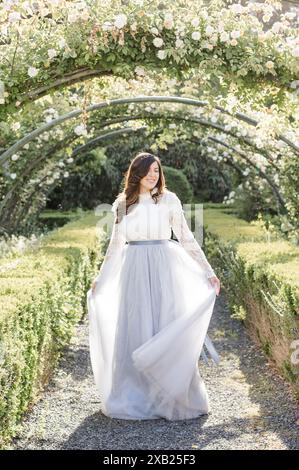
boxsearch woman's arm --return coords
[93,198,127,285]
[168,192,216,279]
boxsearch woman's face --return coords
[139,161,160,192]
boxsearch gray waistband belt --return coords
[128,239,170,245]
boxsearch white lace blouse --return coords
[96,189,216,280]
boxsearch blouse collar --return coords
[139,191,152,200]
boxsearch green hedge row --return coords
[0,212,105,449]
[203,205,299,399]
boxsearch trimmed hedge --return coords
[0,212,105,449]
[203,204,299,399]
[162,166,193,202]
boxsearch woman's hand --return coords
[208,276,221,296]
[91,278,98,294]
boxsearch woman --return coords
[87,152,221,421]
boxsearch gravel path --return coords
[11,293,299,450]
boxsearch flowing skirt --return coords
[86,239,220,421]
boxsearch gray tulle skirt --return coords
[87,239,220,421]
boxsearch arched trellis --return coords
[188,137,256,189]
[1,105,291,233]
[1,96,298,166]
[206,136,286,207]
[1,94,298,236]
[11,122,282,225]
[72,113,282,170]
[0,107,286,218]
[2,95,291,218]
[7,127,157,233]
[71,126,267,206]
[75,113,298,194]
[69,125,286,209]
[0,108,282,201]
[8,125,260,234]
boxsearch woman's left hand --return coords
[208,276,221,296]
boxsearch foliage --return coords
[162,165,193,201]
[0,211,103,448]
[202,205,299,398]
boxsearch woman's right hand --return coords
[91,279,98,294]
[208,276,221,296]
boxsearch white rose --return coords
[210,33,218,44]
[285,12,296,20]
[28,66,39,77]
[74,124,87,136]
[135,66,146,76]
[175,38,184,48]
[67,158,74,163]
[11,122,21,131]
[230,39,238,46]
[153,37,164,48]
[58,38,67,48]
[191,18,200,27]
[191,31,201,41]
[150,27,159,35]
[230,4,243,14]
[265,60,274,69]
[218,22,225,33]
[271,22,282,34]
[114,13,127,29]
[262,15,271,23]
[68,12,79,23]
[63,172,69,178]
[102,21,113,31]
[10,173,17,179]
[220,32,229,42]
[48,49,57,59]
[291,46,299,58]
[166,78,177,87]
[231,30,240,39]
[80,10,90,21]
[8,12,21,22]
[258,32,266,42]
[164,13,174,29]
[256,140,263,149]
[164,13,173,21]
[205,25,214,36]
[157,50,166,60]
[11,154,19,161]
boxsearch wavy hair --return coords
[113,152,167,224]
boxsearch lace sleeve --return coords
[94,197,127,281]
[168,192,216,279]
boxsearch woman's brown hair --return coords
[113,152,167,224]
